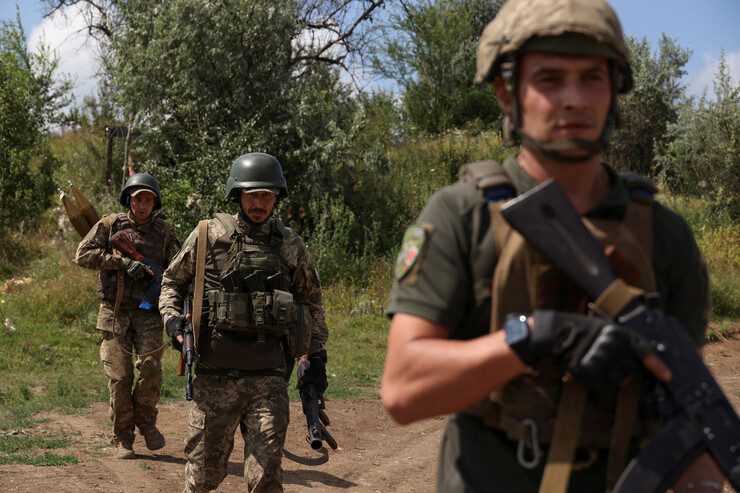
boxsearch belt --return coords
[195,368,285,378]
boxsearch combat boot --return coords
[114,442,135,460]
[139,424,165,451]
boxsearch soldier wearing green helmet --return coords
[75,172,181,459]
[382,0,719,491]
[159,152,328,492]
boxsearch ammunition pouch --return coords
[207,289,310,358]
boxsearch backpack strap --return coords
[460,160,516,299]
[619,172,655,263]
[459,159,516,203]
[102,213,116,233]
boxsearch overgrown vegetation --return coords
[0,14,72,243]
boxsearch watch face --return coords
[505,315,529,345]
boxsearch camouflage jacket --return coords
[160,213,328,356]
[75,211,181,306]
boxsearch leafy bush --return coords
[695,224,740,319]
[0,15,72,233]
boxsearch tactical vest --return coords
[97,213,168,309]
[197,214,310,370]
[461,160,659,448]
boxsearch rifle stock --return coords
[299,383,338,451]
[500,179,740,491]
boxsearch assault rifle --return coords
[177,298,197,401]
[299,381,338,451]
[109,230,164,310]
[499,179,740,492]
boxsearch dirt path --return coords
[1,333,738,493]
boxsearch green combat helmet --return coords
[475,0,633,160]
[224,152,289,200]
[120,173,162,210]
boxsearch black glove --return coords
[123,258,149,280]
[527,310,651,387]
[300,349,328,394]
[165,314,187,351]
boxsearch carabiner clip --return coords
[516,418,542,469]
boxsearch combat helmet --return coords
[120,173,162,210]
[224,152,288,200]
[475,0,632,159]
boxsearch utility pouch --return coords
[210,291,252,331]
[271,290,293,326]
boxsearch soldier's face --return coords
[241,190,277,223]
[513,52,612,147]
[130,191,156,223]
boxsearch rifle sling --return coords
[538,381,588,493]
[606,379,641,492]
[192,220,208,349]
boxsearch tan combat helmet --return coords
[475,0,633,160]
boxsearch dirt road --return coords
[1,333,738,493]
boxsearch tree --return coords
[371,0,503,135]
[40,0,390,237]
[655,50,740,219]
[42,0,387,88]
[604,34,691,176]
[0,13,72,230]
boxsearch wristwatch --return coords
[503,314,532,363]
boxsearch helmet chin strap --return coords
[518,131,606,164]
[506,113,614,164]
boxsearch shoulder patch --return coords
[394,224,432,282]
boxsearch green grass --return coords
[0,436,70,453]
[0,434,77,466]
[0,452,78,466]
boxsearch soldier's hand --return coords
[523,310,665,387]
[165,314,187,351]
[299,349,328,394]
[123,258,150,280]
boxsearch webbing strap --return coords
[593,278,645,318]
[192,220,208,349]
[606,379,641,492]
[538,381,588,493]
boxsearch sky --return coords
[1,0,739,106]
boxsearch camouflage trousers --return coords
[183,374,289,493]
[98,301,165,448]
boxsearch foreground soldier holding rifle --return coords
[381,0,735,491]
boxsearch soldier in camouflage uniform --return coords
[75,173,181,459]
[159,152,328,493]
[381,0,724,491]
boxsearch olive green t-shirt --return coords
[388,156,709,346]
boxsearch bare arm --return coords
[380,313,528,425]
